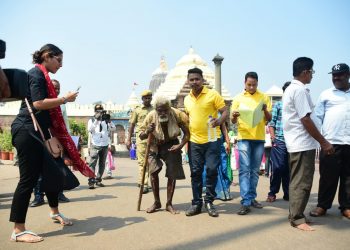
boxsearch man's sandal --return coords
[50,213,73,226]
[10,230,44,243]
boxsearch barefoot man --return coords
[139,95,189,214]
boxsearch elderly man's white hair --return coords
[153,95,171,108]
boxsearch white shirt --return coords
[313,86,350,145]
[60,104,71,134]
[282,79,319,152]
[88,118,116,147]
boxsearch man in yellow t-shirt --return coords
[231,72,272,215]
[184,68,228,217]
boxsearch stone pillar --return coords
[212,54,224,95]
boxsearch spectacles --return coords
[308,69,315,74]
[53,56,62,64]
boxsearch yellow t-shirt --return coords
[231,90,271,140]
[184,86,226,144]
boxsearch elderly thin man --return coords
[139,95,190,214]
[311,63,350,219]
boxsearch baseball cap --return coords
[328,63,349,74]
[141,90,152,97]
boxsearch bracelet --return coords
[62,97,67,104]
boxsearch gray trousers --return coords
[288,150,316,226]
[88,145,108,182]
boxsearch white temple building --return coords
[153,47,232,101]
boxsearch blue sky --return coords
[1,0,349,104]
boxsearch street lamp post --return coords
[212,54,224,95]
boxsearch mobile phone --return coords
[76,86,81,92]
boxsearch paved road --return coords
[0,158,349,250]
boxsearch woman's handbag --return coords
[25,98,63,158]
[25,98,79,191]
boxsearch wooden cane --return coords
[137,133,153,211]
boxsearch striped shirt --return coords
[268,101,284,142]
[313,87,350,145]
[282,79,318,152]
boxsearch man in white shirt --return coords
[87,104,116,189]
[311,63,350,220]
[282,57,334,231]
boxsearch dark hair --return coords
[187,67,203,77]
[94,104,104,111]
[293,57,313,77]
[245,72,258,82]
[32,44,63,64]
[282,81,291,92]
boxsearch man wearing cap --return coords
[127,90,154,194]
[282,57,334,231]
[87,104,116,189]
[310,63,350,220]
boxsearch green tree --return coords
[69,119,88,145]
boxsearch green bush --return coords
[69,119,88,145]
[0,130,13,152]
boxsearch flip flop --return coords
[10,230,44,243]
[50,213,73,226]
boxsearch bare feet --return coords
[295,223,315,231]
[166,203,179,215]
[146,201,161,213]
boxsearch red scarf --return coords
[36,64,95,178]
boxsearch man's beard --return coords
[158,115,169,123]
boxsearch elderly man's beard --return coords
[158,115,169,123]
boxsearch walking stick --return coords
[137,133,153,211]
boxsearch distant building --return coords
[153,47,232,109]
[149,56,168,94]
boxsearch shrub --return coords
[0,130,13,152]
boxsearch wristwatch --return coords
[62,97,67,104]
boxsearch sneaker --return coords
[205,203,218,217]
[30,198,45,207]
[237,205,251,215]
[95,182,105,187]
[185,205,202,216]
[58,193,70,203]
[251,199,263,208]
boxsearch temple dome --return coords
[125,90,139,109]
[149,56,168,93]
[154,47,231,101]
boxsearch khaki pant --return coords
[289,150,315,226]
[136,138,149,186]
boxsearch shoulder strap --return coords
[24,98,46,141]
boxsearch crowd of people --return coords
[1,41,349,242]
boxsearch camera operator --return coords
[0,40,11,99]
[87,104,116,189]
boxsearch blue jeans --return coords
[238,140,265,206]
[188,140,221,206]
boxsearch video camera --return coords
[0,40,28,101]
[96,110,111,121]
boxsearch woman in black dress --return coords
[10,44,78,243]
